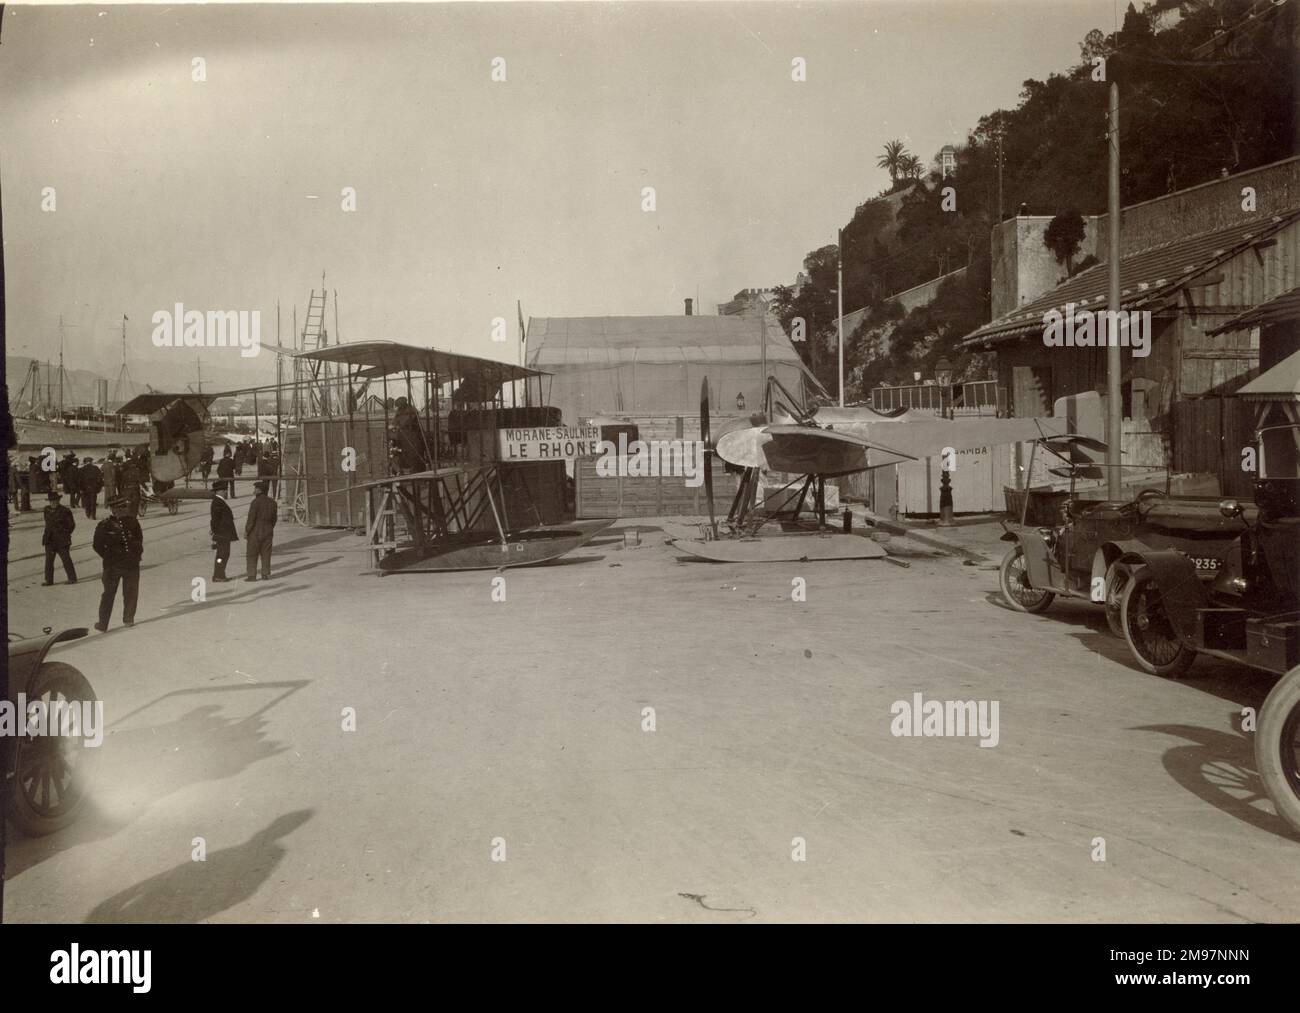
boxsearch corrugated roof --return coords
[1209,285,1300,335]
[1235,348,1300,401]
[527,315,808,366]
[961,210,1300,348]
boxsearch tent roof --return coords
[1235,348,1300,401]
[526,315,825,393]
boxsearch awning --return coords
[1209,285,1300,336]
[1234,348,1300,401]
[961,209,1300,348]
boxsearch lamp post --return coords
[934,357,955,527]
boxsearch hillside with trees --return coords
[773,0,1297,400]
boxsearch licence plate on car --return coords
[1192,557,1222,572]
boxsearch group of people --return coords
[15,444,281,632]
[198,437,279,498]
[8,447,150,519]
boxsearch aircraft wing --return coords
[117,392,221,415]
[824,416,1075,468]
[715,425,918,475]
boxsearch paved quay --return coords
[5,500,1298,922]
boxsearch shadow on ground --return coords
[83,809,313,923]
[1136,722,1300,843]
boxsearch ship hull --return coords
[13,418,149,451]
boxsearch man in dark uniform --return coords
[199,444,215,484]
[16,455,31,511]
[216,446,236,497]
[102,452,118,501]
[79,456,104,519]
[29,454,48,499]
[59,451,81,507]
[244,480,277,581]
[7,453,22,512]
[210,487,238,581]
[93,496,144,630]
[118,455,142,517]
[42,489,78,585]
[261,440,281,498]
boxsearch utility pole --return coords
[196,354,203,394]
[58,316,65,416]
[837,227,845,407]
[996,129,1004,223]
[1106,81,1123,498]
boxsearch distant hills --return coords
[6,355,276,411]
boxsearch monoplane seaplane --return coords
[667,376,1103,564]
[116,390,225,498]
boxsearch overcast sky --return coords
[2,0,1121,386]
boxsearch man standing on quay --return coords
[93,496,144,630]
[210,486,238,582]
[244,480,277,582]
[80,456,103,519]
[42,489,78,585]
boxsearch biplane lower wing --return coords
[670,530,887,563]
[377,519,614,573]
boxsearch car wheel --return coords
[1119,567,1195,677]
[1257,666,1300,835]
[8,661,101,836]
[999,544,1054,614]
[1104,563,1134,638]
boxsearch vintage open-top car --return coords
[1116,422,1300,677]
[1258,662,1300,835]
[998,435,1253,637]
[4,627,100,836]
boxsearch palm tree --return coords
[877,140,909,183]
[898,153,922,180]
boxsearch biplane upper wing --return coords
[117,391,222,416]
[293,340,548,383]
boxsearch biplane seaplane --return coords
[668,376,1099,564]
[289,341,613,573]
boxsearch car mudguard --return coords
[1121,550,1207,645]
[1091,540,1150,594]
[5,628,90,701]
[1003,528,1055,589]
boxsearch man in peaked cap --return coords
[93,495,144,630]
[41,489,78,585]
